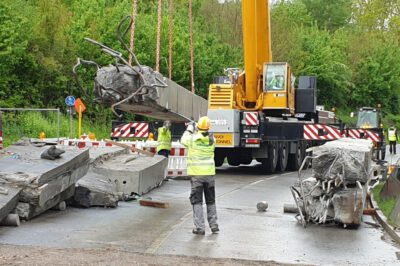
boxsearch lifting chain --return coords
[156,0,163,72]
[128,0,138,66]
[168,0,173,79]
[188,0,195,93]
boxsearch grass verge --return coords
[372,183,397,224]
[1,111,111,147]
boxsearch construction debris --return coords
[0,213,20,227]
[72,144,167,208]
[139,198,170,209]
[40,146,66,160]
[291,138,374,227]
[256,201,268,212]
[92,153,167,196]
[0,144,89,220]
[74,172,119,208]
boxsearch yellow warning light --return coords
[388,165,395,175]
[39,132,46,140]
[88,132,96,141]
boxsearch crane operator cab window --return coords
[264,64,286,91]
[356,109,378,129]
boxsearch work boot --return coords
[211,225,219,234]
[192,228,205,235]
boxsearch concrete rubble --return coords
[291,138,374,227]
[0,143,90,220]
[72,146,167,208]
[0,137,168,226]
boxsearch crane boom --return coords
[242,0,272,104]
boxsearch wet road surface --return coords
[0,162,399,265]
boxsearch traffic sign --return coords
[74,98,86,113]
[65,96,76,107]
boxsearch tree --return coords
[301,0,352,31]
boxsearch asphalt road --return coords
[0,162,399,265]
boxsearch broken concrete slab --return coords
[15,184,75,220]
[88,146,128,164]
[17,161,89,206]
[0,144,89,186]
[0,144,89,219]
[0,185,21,224]
[92,154,167,195]
[74,172,118,208]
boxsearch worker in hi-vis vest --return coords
[388,125,398,155]
[181,116,219,235]
[268,74,284,90]
[156,120,172,157]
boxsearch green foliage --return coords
[2,111,110,147]
[1,0,400,131]
[372,183,397,224]
[301,0,352,31]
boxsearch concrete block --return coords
[0,185,21,223]
[92,154,167,195]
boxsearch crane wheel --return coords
[276,141,289,172]
[227,155,240,166]
[287,141,304,171]
[261,141,278,173]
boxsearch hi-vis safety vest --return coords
[157,127,171,152]
[388,128,397,142]
[181,131,215,176]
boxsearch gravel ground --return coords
[0,245,295,266]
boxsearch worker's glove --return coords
[186,124,194,133]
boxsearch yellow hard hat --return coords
[148,132,154,140]
[197,116,211,131]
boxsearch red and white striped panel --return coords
[347,129,380,143]
[167,156,188,177]
[111,122,149,138]
[0,130,3,150]
[143,146,157,154]
[245,112,259,126]
[170,147,187,156]
[304,124,342,140]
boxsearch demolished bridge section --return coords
[291,138,376,227]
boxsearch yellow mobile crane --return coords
[208,0,322,173]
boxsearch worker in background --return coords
[156,120,172,157]
[181,117,219,235]
[388,125,398,155]
[147,132,155,141]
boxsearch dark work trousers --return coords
[190,175,218,230]
[157,149,170,158]
[389,141,397,154]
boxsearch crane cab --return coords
[262,62,295,117]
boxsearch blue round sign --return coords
[65,96,76,107]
